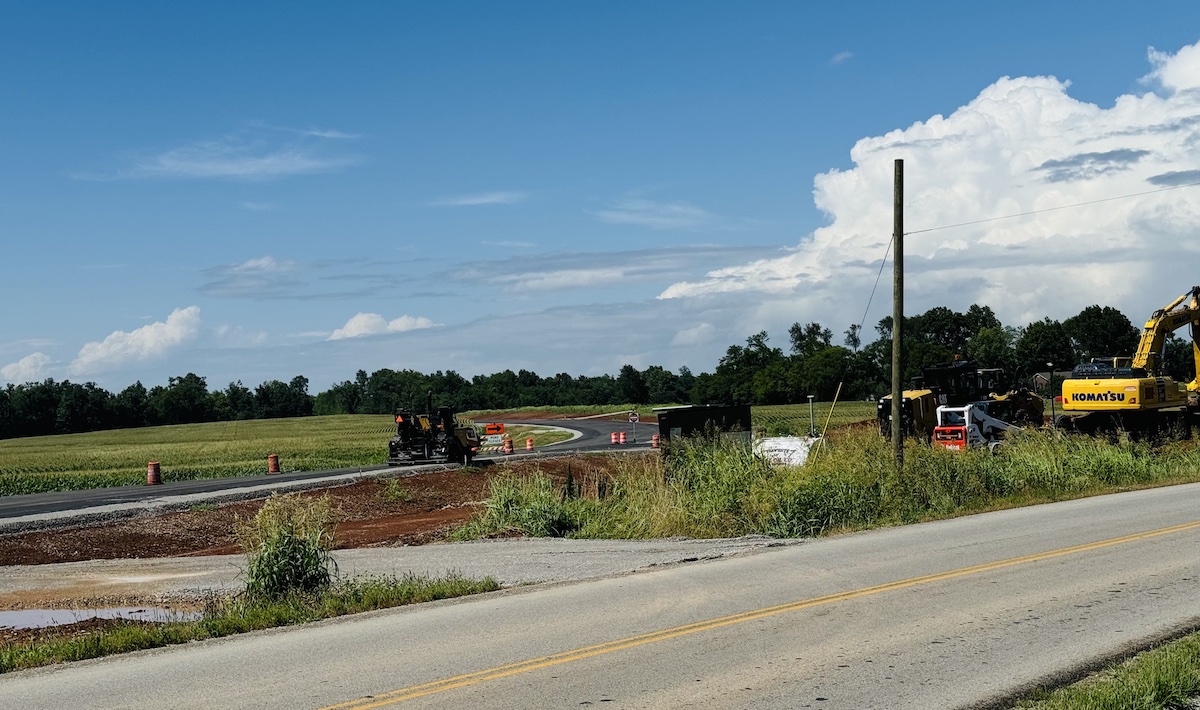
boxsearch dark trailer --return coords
[654,404,752,443]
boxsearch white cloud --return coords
[1145,43,1200,92]
[594,199,715,229]
[77,126,361,181]
[671,323,717,347]
[327,313,437,340]
[432,191,528,206]
[129,142,357,180]
[69,307,202,376]
[660,39,1200,335]
[213,324,269,347]
[297,128,361,140]
[830,51,854,65]
[1,352,52,383]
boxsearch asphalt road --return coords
[0,419,656,526]
[4,483,1200,709]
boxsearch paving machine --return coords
[387,399,480,466]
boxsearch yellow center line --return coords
[324,519,1200,709]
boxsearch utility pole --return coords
[891,159,904,471]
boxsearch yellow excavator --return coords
[1060,286,1200,433]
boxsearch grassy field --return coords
[0,415,392,495]
[0,415,577,496]
[753,401,876,435]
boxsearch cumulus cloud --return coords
[432,191,528,206]
[327,313,437,340]
[1,352,52,383]
[660,39,1200,333]
[69,307,202,376]
[594,199,715,229]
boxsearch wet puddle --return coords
[0,607,200,629]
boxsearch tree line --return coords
[1,301,1195,440]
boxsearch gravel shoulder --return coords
[0,537,795,610]
[0,454,795,611]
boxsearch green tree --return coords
[965,304,1001,334]
[1014,319,1075,377]
[967,326,1016,371]
[1062,305,1138,361]
[617,364,649,404]
[151,374,213,425]
[1162,334,1197,383]
[789,322,833,357]
[843,323,862,351]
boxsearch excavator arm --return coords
[1131,286,1200,379]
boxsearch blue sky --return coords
[3,2,1200,391]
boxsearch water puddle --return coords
[0,607,200,630]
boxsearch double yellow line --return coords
[325,519,1200,709]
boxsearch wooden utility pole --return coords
[891,159,904,470]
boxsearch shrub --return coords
[237,494,337,600]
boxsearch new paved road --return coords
[0,419,656,527]
[4,483,1200,708]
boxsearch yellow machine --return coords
[1061,287,1200,429]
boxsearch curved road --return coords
[3,483,1200,708]
[0,419,657,524]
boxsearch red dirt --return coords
[0,455,624,567]
[0,454,631,647]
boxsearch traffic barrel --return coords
[526,437,534,451]
[619,431,627,445]
[267,453,280,474]
[503,438,514,454]
[610,431,618,445]
[651,434,660,448]
[146,461,161,485]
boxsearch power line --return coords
[904,180,1200,236]
[856,233,893,338]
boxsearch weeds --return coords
[454,427,1200,542]
[0,574,500,674]
[381,478,411,503]
[237,494,336,600]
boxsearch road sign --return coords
[484,434,506,446]
[628,411,640,423]
[484,423,505,435]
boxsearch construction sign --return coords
[484,423,505,435]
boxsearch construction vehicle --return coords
[932,402,1020,452]
[878,359,1043,439]
[1060,286,1200,434]
[387,400,480,466]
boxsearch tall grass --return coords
[237,494,337,600]
[455,428,1200,541]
